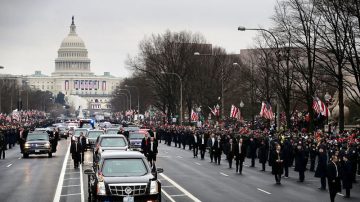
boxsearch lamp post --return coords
[161,71,183,125]
[116,93,129,110]
[194,52,225,119]
[125,85,140,115]
[118,89,131,110]
[238,26,280,129]
[324,92,332,133]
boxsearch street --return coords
[0,139,359,202]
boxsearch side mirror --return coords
[84,168,95,175]
[156,167,164,173]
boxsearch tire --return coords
[23,153,29,158]
[48,152,53,158]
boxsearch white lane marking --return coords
[177,156,183,158]
[160,173,201,202]
[65,172,80,174]
[158,155,170,158]
[170,194,187,197]
[220,172,229,177]
[161,185,175,188]
[62,184,80,187]
[53,143,70,202]
[337,193,344,196]
[63,178,80,180]
[194,162,201,166]
[80,163,84,202]
[18,157,21,159]
[60,193,81,196]
[257,188,271,195]
[6,164,12,168]
[244,164,249,167]
[161,189,176,202]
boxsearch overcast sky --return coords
[0,0,278,78]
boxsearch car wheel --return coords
[48,152,53,158]
[23,153,29,158]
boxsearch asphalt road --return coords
[0,139,69,202]
[156,142,360,202]
[1,139,359,202]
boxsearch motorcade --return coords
[58,126,69,139]
[79,119,95,129]
[128,131,146,151]
[73,128,89,140]
[23,132,54,158]
[86,130,104,148]
[84,151,163,202]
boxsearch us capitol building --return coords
[25,17,121,111]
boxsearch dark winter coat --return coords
[295,148,307,172]
[315,152,328,178]
[258,143,268,164]
[271,150,283,175]
[341,160,353,190]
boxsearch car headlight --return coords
[44,143,50,148]
[24,143,30,148]
[97,181,106,195]
[150,180,158,194]
[86,139,89,144]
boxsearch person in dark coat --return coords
[235,137,247,174]
[141,132,150,157]
[258,139,267,171]
[191,133,199,158]
[70,138,82,169]
[199,133,207,160]
[272,144,284,184]
[147,137,158,168]
[247,137,257,167]
[315,147,328,190]
[79,132,87,164]
[225,138,235,169]
[214,135,222,165]
[282,138,293,178]
[327,154,341,202]
[207,134,216,163]
[341,155,352,198]
[294,143,307,182]
[309,143,317,172]
[0,131,6,159]
[347,144,358,183]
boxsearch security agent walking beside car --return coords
[70,138,82,169]
[79,132,87,164]
[327,154,341,202]
[147,137,158,168]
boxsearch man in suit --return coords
[214,135,222,165]
[327,155,341,202]
[0,130,6,159]
[235,137,247,174]
[225,138,235,169]
[199,133,207,160]
[207,134,216,163]
[70,138,82,169]
[79,132,87,164]
[295,143,307,182]
[147,137,158,168]
[141,132,150,157]
[192,132,199,158]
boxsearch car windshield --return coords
[74,129,87,137]
[129,133,145,139]
[100,137,126,147]
[106,129,118,134]
[102,158,147,177]
[125,127,139,131]
[88,131,102,139]
[27,134,49,141]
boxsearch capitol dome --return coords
[53,16,93,76]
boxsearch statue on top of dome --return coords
[72,16,74,25]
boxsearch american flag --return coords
[259,102,274,120]
[313,97,330,117]
[191,110,199,122]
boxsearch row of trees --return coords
[112,0,360,132]
[0,78,66,117]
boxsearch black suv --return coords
[84,151,163,202]
[23,132,53,158]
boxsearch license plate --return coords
[35,150,40,153]
[123,196,134,202]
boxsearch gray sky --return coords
[0,0,277,78]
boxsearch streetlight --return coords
[116,92,129,110]
[238,26,280,129]
[324,92,332,133]
[161,71,183,125]
[118,89,131,110]
[194,52,225,119]
[125,85,140,115]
